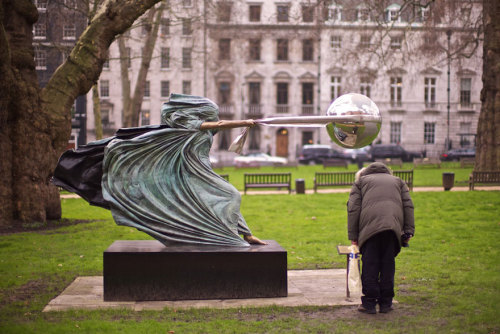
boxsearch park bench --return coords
[375,158,403,168]
[414,157,441,168]
[314,170,414,192]
[460,157,475,168]
[273,161,298,169]
[322,159,348,169]
[468,171,500,190]
[244,173,291,194]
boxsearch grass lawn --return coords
[213,162,473,191]
[0,191,499,333]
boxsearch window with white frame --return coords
[276,83,289,113]
[34,48,47,70]
[330,76,341,101]
[63,24,76,40]
[161,47,169,68]
[386,4,401,22]
[356,7,370,21]
[390,36,402,50]
[143,81,150,98]
[360,35,371,48]
[33,23,46,39]
[360,77,371,98]
[390,122,401,144]
[460,78,472,107]
[100,80,109,97]
[424,122,435,144]
[102,51,109,69]
[419,7,429,22]
[329,5,342,21]
[182,81,191,95]
[330,36,341,49]
[161,81,170,97]
[424,77,436,108]
[140,110,150,126]
[182,48,192,68]
[390,77,402,107]
[35,0,47,11]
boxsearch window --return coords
[144,81,150,98]
[329,5,342,21]
[277,5,289,22]
[101,108,110,127]
[248,82,261,105]
[219,39,231,60]
[357,7,370,21]
[302,83,314,115]
[386,5,401,22]
[419,7,429,22]
[182,48,192,68]
[63,24,76,40]
[249,39,261,61]
[249,127,260,150]
[182,80,191,95]
[330,76,341,101]
[277,39,289,61]
[161,81,170,97]
[390,122,401,144]
[302,39,314,61]
[249,5,261,22]
[424,77,436,108]
[160,18,170,35]
[140,110,150,126]
[102,50,109,69]
[302,131,314,145]
[33,23,46,39]
[35,0,47,11]
[302,5,314,22]
[460,78,472,107]
[360,77,371,98]
[330,36,341,49]
[100,80,109,97]
[276,83,289,113]
[182,19,192,35]
[424,122,435,144]
[125,47,131,68]
[218,131,230,150]
[161,47,170,68]
[34,48,47,70]
[183,0,192,7]
[390,36,402,50]
[390,77,402,107]
[218,82,231,107]
[360,35,371,48]
[217,2,232,22]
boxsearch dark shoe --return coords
[379,305,394,313]
[357,305,376,314]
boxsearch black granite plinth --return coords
[103,240,287,301]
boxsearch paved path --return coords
[43,269,359,312]
[60,186,500,199]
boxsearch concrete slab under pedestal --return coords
[43,269,361,312]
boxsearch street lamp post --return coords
[446,30,452,150]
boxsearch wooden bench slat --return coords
[314,170,413,192]
[244,173,292,194]
[469,171,500,190]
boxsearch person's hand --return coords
[244,235,267,245]
[246,119,256,127]
[351,240,358,246]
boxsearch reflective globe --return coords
[326,93,382,149]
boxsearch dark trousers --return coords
[360,230,400,309]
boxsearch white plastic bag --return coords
[347,244,362,297]
[228,127,250,154]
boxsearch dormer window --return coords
[356,6,370,21]
[329,5,342,22]
[386,4,401,22]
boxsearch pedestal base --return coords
[103,240,287,301]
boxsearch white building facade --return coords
[87,0,482,163]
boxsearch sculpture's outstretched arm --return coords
[200,119,255,130]
[244,235,267,245]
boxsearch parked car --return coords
[298,144,344,165]
[440,147,476,161]
[234,153,288,167]
[369,144,423,162]
[340,146,371,163]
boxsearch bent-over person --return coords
[347,162,415,314]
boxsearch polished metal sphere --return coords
[326,93,382,149]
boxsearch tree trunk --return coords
[118,36,131,128]
[476,0,500,171]
[0,0,161,226]
[92,84,103,140]
[122,5,164,127]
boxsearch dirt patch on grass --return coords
[0,219,96,235]
[4,279,49,303]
